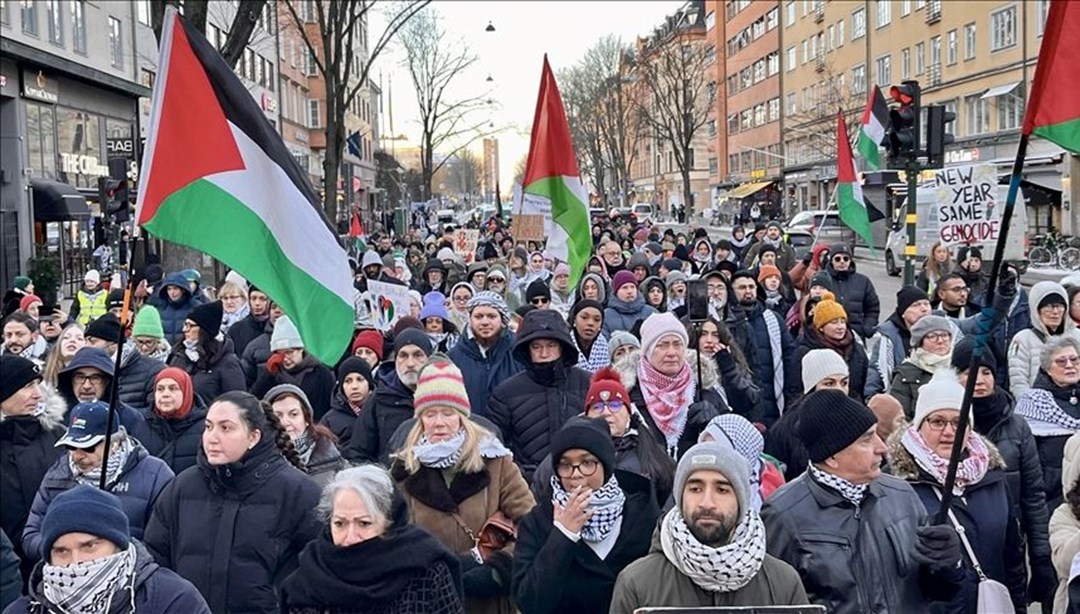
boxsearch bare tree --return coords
[558,65,606,201]
[783,60,864,164]
[400,9,491,201]
[150,0,266,69]
[512,155,528,187]
[282,0,429,218]
[632,31,711,213]
[446,149,483,198]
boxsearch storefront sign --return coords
[750,168,767,180]
[944,148,981,165]
[22,70,58,104]
[261,92,277,112]
[106,138,135,157]
[59,153,109,177]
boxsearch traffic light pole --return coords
[903,161,919,287]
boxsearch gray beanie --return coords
[270,315,304,351]
[674,441,750,517]
[263,383,314,420]
[665,270,688,290]
[608,331,641,362]
[909,315,952,348]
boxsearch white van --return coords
[632,203,655,224]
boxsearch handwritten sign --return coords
[511,214,546,242]
[453,229,480,264]
[915,163,1026,259]
[365,280,412,331]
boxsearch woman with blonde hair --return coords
[41,323,84,387]
[390,356,535,614]
[216,281,249,335]
[916,241,954,300]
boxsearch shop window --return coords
[25,102,57,179]
[56,108,101,188]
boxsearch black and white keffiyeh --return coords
[41,543,136,614]
[659,506,767,593]
[70,432,133,488]
[293,430,316,466]
[809,462,868,505]
[551,474,626,543]
[414,430,512,469]
[1016,388,1080,436]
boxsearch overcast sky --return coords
[374,0,683,194]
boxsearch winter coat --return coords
[320,390,362,452]
[1050,433,1080,614]
[144,439,322,614]
[742,239,797,271]
[889,360,935,419]
[143,400,208,475]
[0,531,19,613]
[866,314,911,397]
[226,312,269,360]
[736,301,797,426]
[151,273,198,344]
[303,435,348,489]
[1022,372,1080,512]
[574,272,609,307]
[602,294,656,339]
[512,470,660,614]
[250,356,336,421]
[609,523,808,613]
[825,262,881,338]
[56,350,158,455]
[167,336,246,403]
[617,350,729,459]
[792,326,870,403]
[7,541,210,614]
[888,430,1028,613]
[989,289,1031,392]
[22,441,175,561]
[447,331,524,419]
[391,454,536,614]
[115,345,166,411]
[763,470,961,614]
[0,387,65,578]
[240,329,272,387]
[765,396,821,483]
[711,348,763,418]
[1009,283,1080,396]
[345,365,415,464]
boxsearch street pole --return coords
[903,160,919,287]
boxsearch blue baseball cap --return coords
[55,401,119,449]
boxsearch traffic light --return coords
[925,104,956,169]
[97,177,130,223]
[887,80,921,168]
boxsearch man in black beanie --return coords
[762,389,962,613]
[866,285,933,396]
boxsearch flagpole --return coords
[935,133,1028,523]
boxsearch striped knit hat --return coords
[413,354,471,418]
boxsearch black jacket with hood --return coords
[167,336,246,404]
[345,363,416,464]
[57,348,157,454]
[824,245,881,338]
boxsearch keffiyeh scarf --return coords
[659,507,767,592]
[71,433,133,488]
[809,462,868,505]
[551,474,625,543]
[1016,388,1080,436]
[293,430,316,466]
[576,334,611,374]
[638,358,695,455]
[414,430,511,469]
[900,425,990,495]
[42,543,136,614]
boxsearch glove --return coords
[265,351,286,376]
[1028,559,1058,606]
[459,552,510,599]
[801,252,813,266]
[689,401,715,417]
[486,549,514,588]
[912,524,961,575]
[997,266,1018,300]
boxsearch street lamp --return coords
[485,21,495,32]
[486,74,494,82]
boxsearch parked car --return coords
[786,229,816,262]
[632,203,655,224]
[785,209,856,254]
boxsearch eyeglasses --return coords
[182,321,198,330]
[1042,304,1067,312]
[832,255,851,262]
[1053,355,1080,368]
[134,338,159,349]
[73,374,106,385]
[925,416,960,431]
[923,331,951,343]
[531,297,550,306]
[588,400,624,415]
[556,459,600,478]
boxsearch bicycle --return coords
[1028,232,1080,270]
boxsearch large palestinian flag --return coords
[136,8,353,364]
[1022,0,1080,155]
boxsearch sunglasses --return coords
[832,255,851,262]
[531,297,550,306]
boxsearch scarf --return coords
[637,358,694,454]
[910,347,952,373]
[809,463,868,505]
[182,339,200,362]
[347,398,365,416]
[1016,388,1080,436]
[576,334,610,374]
[763,289,783,309]
[293,430,316,466]
[71,433,133,488]
[659,507,767,593]
[413,430,512,469]
[762,309,785,414]
[220,302,250,333]
[551,474,625,543]
[900,425,990,495]
[42,543,136,614]
[817,328,855,359]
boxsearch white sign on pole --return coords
[365,280,412,331]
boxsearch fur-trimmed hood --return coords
[886,420,1006,482]
[613,348,720,392]
[0,382,67,430]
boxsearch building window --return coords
[998,94,1023,130]
[837,19,844,46]
[930,36,941,67]
[965,94,989,135]
[801,39,808,64]
[741,110,752,131]
[875,54,891,86]
[140,69,155,89]
[21,0,37,35]
[991,6,1016,51]
[852,8,865,39]
[109,17,123,68]
[71,1,85,53]
[963,23,977,60]
[766,7,779,30]
[901,0,911,16]
[46,0,61,44]
[785,0,795,26]
[786,46,796,71]
[308,99,320,128]
[768,97,780,122]
[915,42,925,75]
[1,0,9,26]
[876,0,891,28]
[136,0,150,26]
[787,92,796,114]
[1038,0,1051,36]
[767,51,780,76]
[901,47,911,79]
[852,64,867,95]
[947,29,958,65]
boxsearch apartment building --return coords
[483,137,500,203]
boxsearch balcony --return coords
[814,3,825,23]
[926,0,942,24]
[927,63,942,87]
[815,56,826,72]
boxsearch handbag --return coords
[452,510,517,563]
[934,488,1015,613]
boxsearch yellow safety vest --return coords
[76,290,108,325]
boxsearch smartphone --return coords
[687,279,710,322]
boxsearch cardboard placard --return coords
[454,229,480,264]
[511,214,546,242]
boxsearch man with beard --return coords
[601,240,627,277]
[447,291,524,418]
[84,313,164,411]
[741,222,796,270]
[935,273,981,320]
[346,329,433,463]
[2,312,48,364]
[227,285,271,357]
[610,441,807,611]
[729,271,796,427]
[763,390,963,613]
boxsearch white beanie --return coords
[913,368,967,428]
[84,269,100,284]
[270,315,304,351]
[801,348,850,393]
[640,312,689,358]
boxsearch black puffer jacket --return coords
[143,399,209,475]
[345,363,415,464]
[144,438,321,614]
[167,337,246,403]
[825,258,881,338]
[792,326,870,403]
[321,390,361,452]
[115,345,166,411]
[227,312,268,358]
[250,355,336,421]
[488,310,591,483]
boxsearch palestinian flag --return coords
[1022,0,1080,155]
[522,56,591,287]
[857,85,889,170]
[135,7,353,364]
[836,110,874,248]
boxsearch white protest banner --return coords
[365,279,412,331]
[454,229,480,264]
[511,183,554,241]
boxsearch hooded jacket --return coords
[151,273,198,344]
[417,258,450,295]
[824,255,881,338]
[1009,282,1080,396]
[166,336,246,403]
[249,354,336,421]
[447,329,524,419]
[1050,433,1080,614]
[344,363,417,464]
[574,272,609,307]
[626,252,653,278]
[487,310,592,482]
[115,343,166,411]
[57,349,156,453]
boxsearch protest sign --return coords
[511,183,555,242]
[511,214,546,242]
[454,229,480,264]
[365,279,412,331]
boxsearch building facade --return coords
[483,137,499,204]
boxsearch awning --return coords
[30,179,91,222]
[997,177,1062,208]
[727,181,773,199]
[981,82,1020,99]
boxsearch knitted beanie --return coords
[812,297,848,331]
[950,336,998,374]
[0,355,42,404]
[41,486,130,561]
[264,383,315,425]
[585,367,631,408]
[800,349,850,393]
[526,278,551,302]
[84,313,122,343]
[550,416,617,481]
[673,441,750,516]
[188,300,224,338]
[757,265,782,284]
[569,299,604,324]
[351,329,385,360]
[19,294,42,312]
[612,270,638,293]
[132,306,165,339]
[393,328,433,356]
[337,356,375,390]
[467,291,510,324]
[420,292,451,321]
[797,390,878,463]
[896,286,929,317]
[392,316,424,338]
[808,271,835,293]
[13,276,31,291]
[640,312,689,358]
[413,355,470,417]
[913,368,967,428]
[909,315,952,348]
[270,315,304,351]
[665,271,688,290]
[106,289,125,310]
[608,331,641,362]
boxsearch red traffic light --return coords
[890,84,916,105]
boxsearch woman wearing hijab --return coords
[144,367,207,474]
